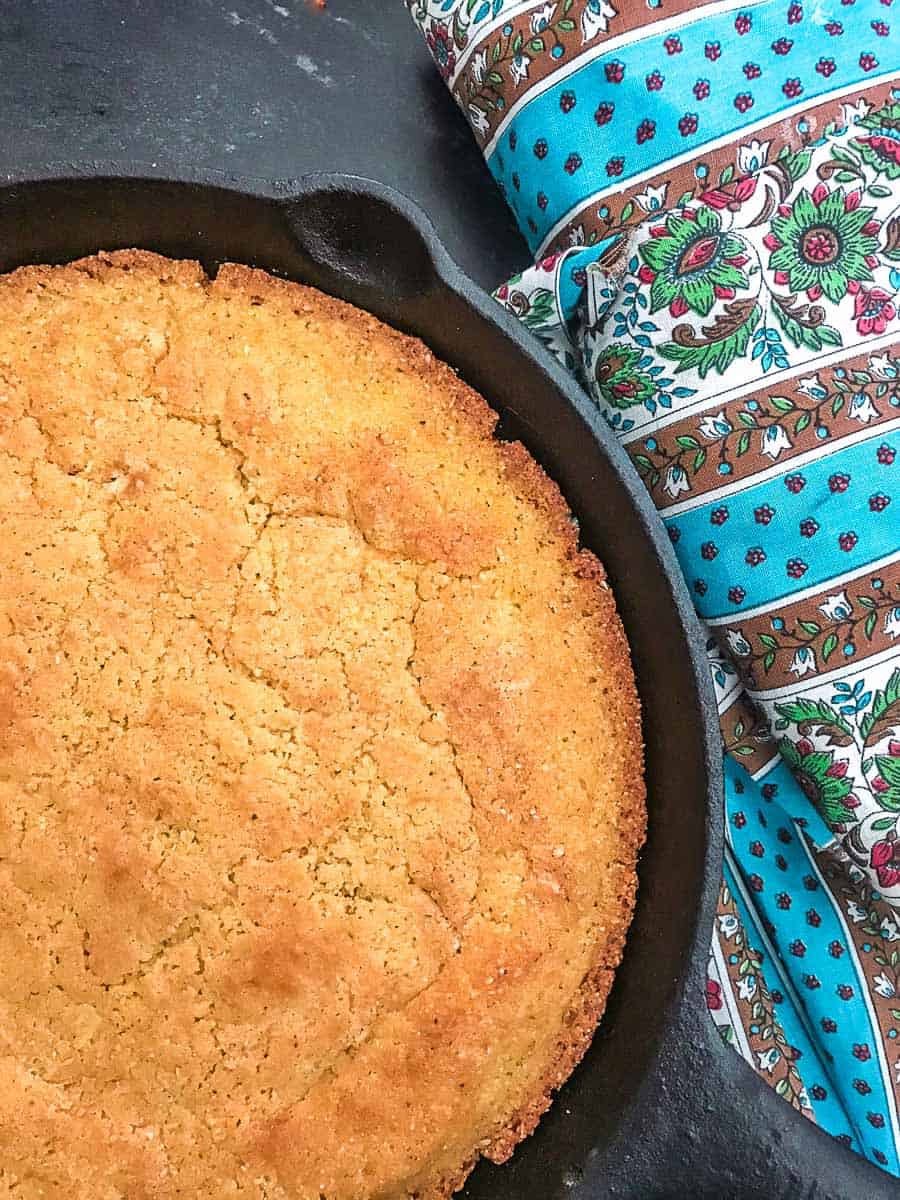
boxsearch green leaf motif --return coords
[676,435,701,450]
[529,36,545,51]
[822,632,838,663]
[773,299,843,353]
[798,621,821,636]
[769,395,795,413]
[876,756,900,788]
[659,304,761,379]
[832,394,845,417]
[763,651,776,672]
[737,430,751,457]
[759,634,779,649]
[860,669,900,745]
[693,448,707,471]
[865,611,878,640]
[795,411,811,434]
[620,200,634,223]
[775,698,854,740]
[872,816,897,832]
[738,410,758,428]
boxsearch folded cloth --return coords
[408,0,900,1174]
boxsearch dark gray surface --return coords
[0,0,528,289]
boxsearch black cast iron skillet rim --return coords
[0,167,892,1198]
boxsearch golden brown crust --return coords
[0,250,644,1200]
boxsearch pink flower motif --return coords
[735,12,752,33]
[734,176,763,202]
[816,57,836,77]
[772,37,793,54]
[594,102,615,126]
[788,2,803,22]
[860,52,879,70]
[706,978,723,1010]
[694,79,710,100]
[854,287,896,336]
[701,188,731,210]
[705,41,721,61]
[734,93,754,113]
[871,839,900,888]
[783,78,803,98]
[664,35,682,54]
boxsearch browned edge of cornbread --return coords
[11,249,646,1199]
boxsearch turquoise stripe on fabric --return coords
[491,0,897,252]
[664,428,900,620]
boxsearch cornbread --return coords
[0,251,644,1199]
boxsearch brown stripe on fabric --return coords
[719,691,778,777]
[629,344,900,510]
[715,563,900,693]
[715,878,814,1115]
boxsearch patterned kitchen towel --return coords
[408,0,900,1174]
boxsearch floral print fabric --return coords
[409,0,900,1177]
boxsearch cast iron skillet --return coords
[0,173,894,1199]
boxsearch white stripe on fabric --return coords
[704,550,900,627]
[795,833,900,1158]
[709,896,755,1064]
[716,677,743,716]
[660,417,900,520]
[619,330,900,449]
[750,754,782,782]
[533,67,900,253]
[482,0,762,159]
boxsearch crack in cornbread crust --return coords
[0,250,644,1200]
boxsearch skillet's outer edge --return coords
[0,170,894,1198]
